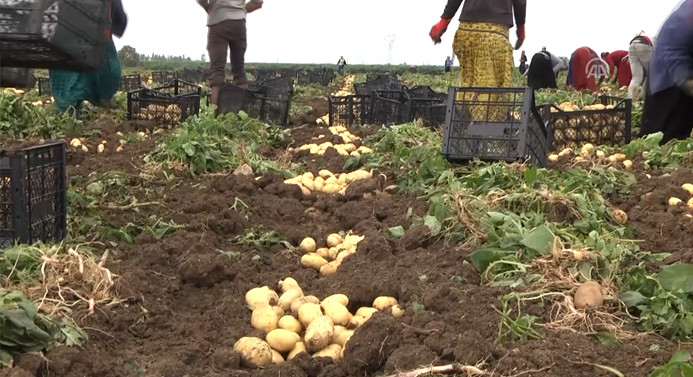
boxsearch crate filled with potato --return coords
[127,80,201,127]
[541,96,632,151]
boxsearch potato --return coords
[342,143,357,153]
[610,208,628,225]
[574,281,604,309]
[233,337,273,368]
[581,143,594,152]
[316,247,330,259]
[390,305,404,318]
[314,177,325,191]
[320,261,341,277]
[305,315,335,352]
[266,329,301,352]
[288,341,307,360]
[302,176,315,191]
[321,301,352,326]
[669,197,683,206]
[325,176,339,185]
[355,307,378,319]
[279,315,302,334]
[279,288,304,311]
[327,233,344,247]
[622,160,633,170]
[596,150,606,158]
[302,172,315,181]
[299,238,317,254]
[558,148,573,157]
[301,254,328,270]
[278,277,301,293]
[310,146,320,154]
[683,183,693,195]
[298,303,323,327]
[251,305,279,333]
[344,234,365,246]
[246,286,279,309]
[291,296,320,317]
[272,306,285,317]
[313,344,343,361]
[322,294,349,307]
[331,326,354,347]
[688,198,693,209]
[338,174,348,184]
[373,296,398,311]
[548,154,559,162]
[346,315,367,330]
[319,169,334,178]
[327,247,339,260]
[323,184,341,194]
[299,144,317,151]
[272,350,284,364]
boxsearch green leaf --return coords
[670,350,692,364]
[520,225,554,256]
[343,156,361,171]
[238,110,249,120]
[469,248,512,272]
[588,331,622,347]
[524,168,538,185]
[388,226,405,239]
[60,323,87,347]
[619,291,647,307]
[657,264,693,293]
[423,215,442,235]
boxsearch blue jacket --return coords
[648,0,693,95]
[111,0,127,38]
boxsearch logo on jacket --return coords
[586,58,609,79]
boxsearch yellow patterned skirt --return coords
[453,22,513,121]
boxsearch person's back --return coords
[203,0,251,24]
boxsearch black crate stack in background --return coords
[127,79,201,126]
[120,74,142,92]
[216,78,293,127]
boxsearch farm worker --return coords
[337,56,347,75]
[566,47,604,92]
[602,51,632,88]
[639,0,693,144]
[526,51,557,89]
[519,51,528,74]
[628,33,654,100]
[445,56,452,72]
[198,0,263,105]
[48,0,127,116]
[429,0,526,120]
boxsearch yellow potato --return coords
[331,326,354,347]
[322,184,341,194]
[246,286,279,309]
[574,281,604,309]
[298,303,323,327]
[305,315,335,352]
[301,254,328,270]
[344,234,365,246]
[669,197,683,206]
[251,305,279,333]
[390,305,404,318]
[688,198,693,209]
[288,341,307,360]
[622,160,633,170]
[319,169,334,178]
[300,185,312,196]
[327,233,344,247]
[682,183,693,195]
[234,337,273,368]
[327,247,339,260]
[325,176,338,185]
[271,350,284,364]
[291,296,320,317]
[299,238,317,254]
[278,315,302,334]
[346,315,367,330]
[355,307,378,319]
[302,176,315,191]
[316,247,330,259]
[322,294,349,307]
[548,154,559,162]
[266,329,301,352]
[610,208,628,225]
[278,277,301,293]
[373,296,398,311]
[320,261,341,277]
[272,306,285,317]
[342,143,357,153]
[596,150,606,158]
[313,344,343,361]
[321,301,352,326]
[302,172,315,180]
[278,288,304,311]
[314,177,325,191]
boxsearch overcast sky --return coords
[114,0,682,66]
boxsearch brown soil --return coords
[6,92,687,377]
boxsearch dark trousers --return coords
[207,19,247,87]
[640,86,693,144]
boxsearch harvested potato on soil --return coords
[321,301,352,326]
[391,305,405,318]
[313,344,343,361]
[291,296,320,317]
[669,197,684,206]
[355,307,378,319]
[246,286,279,309]
[305,315,335,352]
[278,277,301,293]
[610,208,628,225]
[301,254,328,270]
[298,302,323,327]
[278,289,304,311]
[251,305,279,333]
[320,261,341,276]
[346,315,367,330]
[373,296,398,311]
[574,281,604,309]
[233,337,273,368]
[278,315,302,334]
[266,329,301,352]
[322,294,349,307]
[288,341,307,360]
[327,233,344,247]
[299,237,317,254]
[271,350,284,364]
[331,326,354,347]
[683,183,693,195]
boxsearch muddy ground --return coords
[2,91,686,377]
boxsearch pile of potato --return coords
[548,143,632,169]
[668,183,693,209]
[299,232,363,276]
[331,74,355,97]
[234,278,403,369]
[284,169,372,196]
[551,102,616,112]
[132,103,182,124]
[69,138,109,154]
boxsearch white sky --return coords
[114,0,682,66]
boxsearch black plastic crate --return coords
[366,73,398,82]
[309,70,333,86]
[421,103,447,128]
[0,0,110,70]
[255,69,277,82]
[216,84,291,127]
[175,68,205,84]
[119,74,141,92]
[371,90,410,126]
[151,70,175,84]
[127,82,201,127]
[0,67,36,89]
[354,76,402,96]
[37,77,51,96]
[257,76,294,94]
[442,87,551,167]
[296,70,310,86]
[540,96,632,151]
[406,86,447,126]
[152,79,202,97]
[328,95,371,127]
[1,142,67,250]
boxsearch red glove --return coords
[514,24,525,50]
[429,18,451,44]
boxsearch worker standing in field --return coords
[567,46,604,92]
[628,32,653,100]
[429,0,526,89]
[337,56,347,75]
[602,50,632,88]
[445,56,452,72]
[639,0,693,144]
[48,0,127,115]
[519,51,528,74]
[197,0,263,105]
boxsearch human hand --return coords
[429,18,451,44]
[514,24,525,50]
